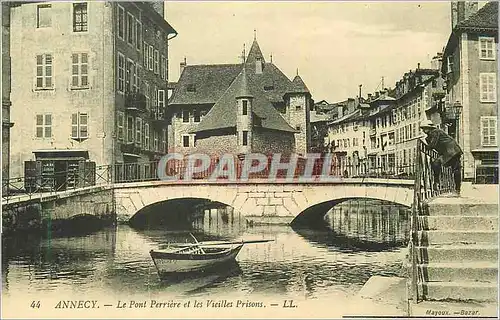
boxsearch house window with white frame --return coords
[143,42,148,66]
[144,81,150,109]
[152,85,157,110]
[144,123,150,150]
[126,59,134,93]
[135,117,142,146]
[73,3,88,32]
[136,20,142,51]
[182,135,190,148]
[35,114,52,138]
[446,56,453,74]
[71,53,89,88]
[479,37,495,60]
[127,13,135,45]
[127,116,134,143]
[154,131,159,151]
[117,52,125,93]
[480,73,497,102]
[117,5,125,40]
[157,90,165,108]
[162,129,166,152]
[71,112,88,139]
[35,54,53,89]
[148,45,153,71]
[154,49,159,74]
[117,112,124,140]
[37,4,52,28]
[481,116,497,146]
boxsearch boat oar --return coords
[174,239,274,247]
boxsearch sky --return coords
[164,1,485,103]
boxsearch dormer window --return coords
[255,58,263,74]
[187,84,196,92]
[264,85,274,91]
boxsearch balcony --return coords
[125,92,147,113]
[150,108,167,128]
[121,142,142,157]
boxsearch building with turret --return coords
[167,39,313,156]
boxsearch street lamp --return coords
[445,101,462,142]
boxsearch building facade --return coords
[327,64,445,177]
[2,3,14,192]
[167,39,313,157]
[442,1,498,183]
[9,1,176,182]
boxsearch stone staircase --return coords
[415,196,498,302]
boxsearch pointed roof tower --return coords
[246,39,266,65]
[290,74,310,94]
[235,66,253,99]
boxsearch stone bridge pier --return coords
[113,179,414,225]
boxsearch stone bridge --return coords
[114,178,415,225]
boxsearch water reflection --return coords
[2,198,408,301]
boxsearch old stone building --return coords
[8,1,176,182]
[167,39,313,156]
[442,1,498,183]
[2,3,14,192]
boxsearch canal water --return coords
[2,199,410,304]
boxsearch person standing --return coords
[419,120,463,196]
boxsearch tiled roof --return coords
[169,40,298,106]
[290,75,310,94]
[328,109,362,125]
[191,67,297,134]
[169,64,242,105]
[246,40,265,64]
[456,1,498,31]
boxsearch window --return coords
[117,52,125,93]
[117,5,125,40]
[193,109,200,122]
[37,4,51,28]
[162,56,168,80]
[71,112,88,139]
[162,129,166,152]
[135,118,142,145]
[126,59,134,93]
[242,100,248,115]
[136,20,142,51]
[187,84,196,92]
[154,131,159,151]
[152,85,157,109]
[160,55,165,80]
[479,37,495,60]
[127,13,135,45]
[154,49,159,74]
[127,116,134,143]
[183,110,189,123]
[117,112,124,140]
[73,3,88,32]
[446,56,453,74]
[183,135,190,147]
[242,131,248,146]
[296,125,301,131]
[480,73,496,102]
[144,81,150,109]
[35,114,52,138]
[157,90,165,108]
[296,105,302,110]
[144,123,150,150]
[135,64,141,93]
[481,117,497,146]
[143,42,148,66]
[71,53,89,88]
[148,45,153,71]
[35,54,53,89]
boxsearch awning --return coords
[471,149,498,153]
[123,153,141,158]
[33,149,89,160]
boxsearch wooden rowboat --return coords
[150,234,272,278]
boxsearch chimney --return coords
[451,1,478,30]
[180,57,186,76]
[255,58,263,74]
[368,93,372,101]
[417,63,421,70]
